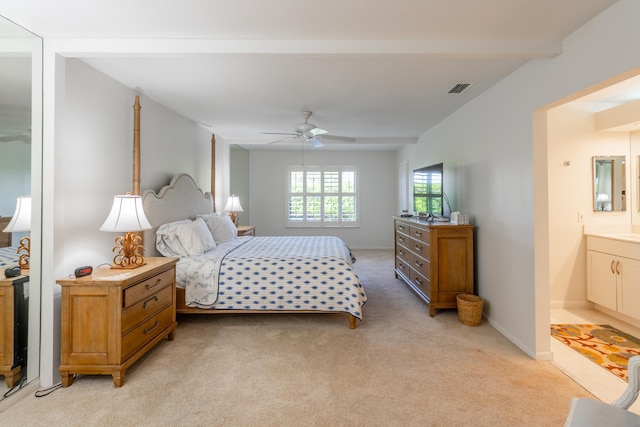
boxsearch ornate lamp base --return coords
[17,236,30,269]
[110,232,146,269]
[229,212,239,226]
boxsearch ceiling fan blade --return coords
[261,132,298,136]
[268,136,300,144]
[309,127,328,136]
[307,137,324,148]
[0,135,30,143]
[319,134,356,142]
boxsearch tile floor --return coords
[551,307,640,414]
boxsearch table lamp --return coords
[224,195,243,226]
[100,193,152,269]
[2,196,31,269]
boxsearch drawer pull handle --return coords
[414,277,422,285]
[414,231,422,237]
[616,261,621,275]
[399,250,404,256]
[415,261,422,268]
[611,260,615,274]
[415,245,422,252]
[398,225,405,230]
[143,295,159,309]
[144,321,159,335]
[147,279,162,290]
[399,264,404,270]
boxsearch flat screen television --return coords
[413,162,443,217]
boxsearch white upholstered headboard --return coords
[141,173,214,257]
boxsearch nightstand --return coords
[237,225,256,237]
[57,257,178,387]
[0,273,28,387]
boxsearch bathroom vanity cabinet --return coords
[587,235,640,318]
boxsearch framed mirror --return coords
[593,155,626,212]
[0,15,42,399]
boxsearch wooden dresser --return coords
[0,273,28,387]
[58,257,178,387]
[0,217,11,247]
[394,217,475,316]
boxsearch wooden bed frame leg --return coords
[349,315,357,329]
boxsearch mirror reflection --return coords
[0,15,40,401]
[593,155,626,212]
[413,163,444,217]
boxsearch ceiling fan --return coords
[0,128,31,144]
[262,111,355,148]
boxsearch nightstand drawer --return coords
[122,305,174,359]
[123,269,174,308]
[122,285,173,333]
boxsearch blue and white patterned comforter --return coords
[176,235,367,319]
[0,246,19,268]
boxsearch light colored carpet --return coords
[0,249,592,426]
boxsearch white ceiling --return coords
[0,0,622,150]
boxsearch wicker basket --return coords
[456,294,483,326]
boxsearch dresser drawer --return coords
[396,257,410,278]
[410,237,429,259]
[123,269,174,308]
[122,305,174,359]
[396,244,410,263]
[395,221,410,235]
[122,285,173,333]
[396,233,411,249]
[409,226,430,244]
[410,269,430,297]
[410,252,430,277]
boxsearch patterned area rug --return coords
[551,324,640,382]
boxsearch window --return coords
[287,166,359,227]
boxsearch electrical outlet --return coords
[578,211,584,223]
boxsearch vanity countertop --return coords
[584,232,640,243]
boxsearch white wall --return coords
[546,105,631,307]
[40,57,211,385]
[397,0,640,358]
[0,140,30,216]
[230,146,250,226]
[56,59,211,272]
[249,149,396,249]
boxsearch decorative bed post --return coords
[211,133,216,211]
[133,95,141,196]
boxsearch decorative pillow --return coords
[156,217,216,257]
[198,213,238,244]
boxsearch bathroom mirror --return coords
[593,155,626,212]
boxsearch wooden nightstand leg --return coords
[3,367,21,387]
[60,371,73,387]
[112,370,125,387]
[429,306,435,317]
[168,329,176,341]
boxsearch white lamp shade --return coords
[100,194,152,232]
[596,193,610,202]
[224,195,244,213]
[3,196,31,233]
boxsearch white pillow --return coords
[198,213,238,244]
[156,217,216,257]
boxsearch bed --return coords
[0,246,19,269]
[141,173,367,329]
